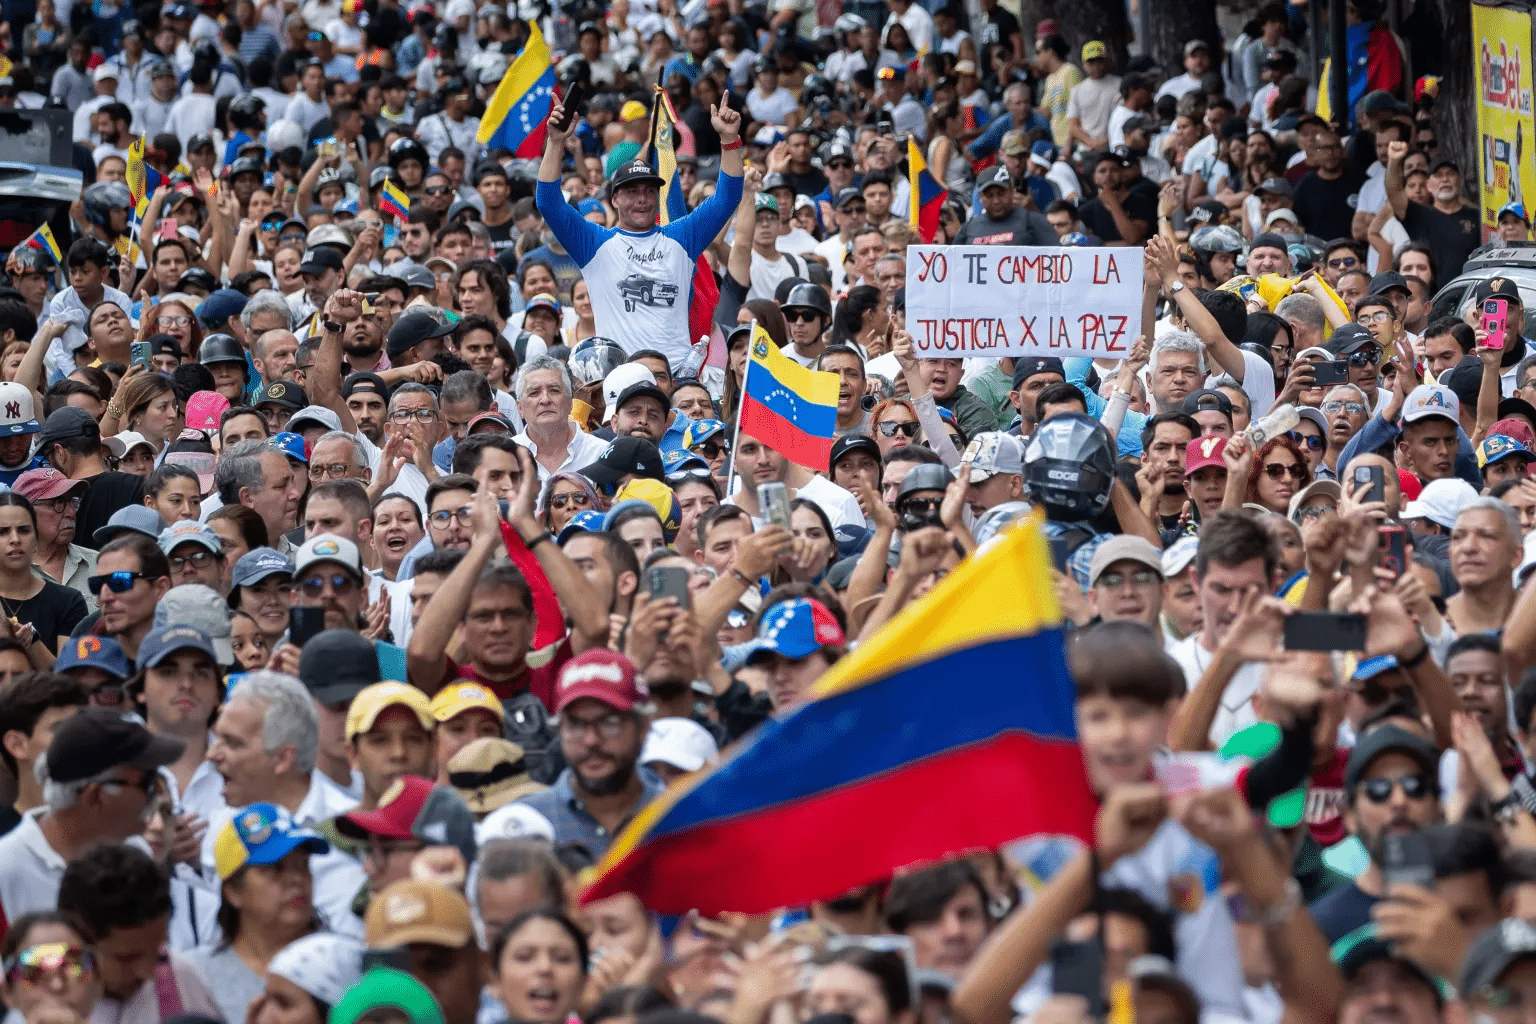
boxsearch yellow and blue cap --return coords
[213,802,329,880]
[681,418,726,449]
[1477,433,1532,469]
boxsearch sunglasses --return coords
[548,492,591,509]
[666,468,715,486]
[1360,773,1433,803]
[877,420,919,438]
[783,309,821,324]
[299,572,358,596]
[1262,462,1308,482]
[690,439,729,458]
[278,231,306,243]
[261,215,285,228]
[4,945,95,987]
[169,550,217,572]
[156,315,192,328]
[1327,256,1359,269]
[88,570,158,593]
[424,185,454,195]
[1296,503,1335,522]
[1286,431,1325,451]
[1348,347,1382,367]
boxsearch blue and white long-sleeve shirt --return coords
[536,170,744,368]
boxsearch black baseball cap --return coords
[256,380,309,411]
[1500,396,1536,425]
[1325,323,1377,357]
[833,187,863,209]
[1011,356,1065,389]
[386,309,456,359]
[581,436,665,490]
[298,247,345,275]
[300,629,382,704]
[1249,231,1289,253]
[610,159,665,192]
[46,707,185,784]
[1254,177,1293,198]
[342,371,388,399]
[1475,277,1524,305]
[1182,388,1233,417]
[1428,156,1460,174]
[37,406,99,453]
[1343,724,1440,793]
[829,433,880,474]
[1368,270,1410,297]
[613,380,668,416]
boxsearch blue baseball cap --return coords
[332,198,359,216]
[137,624,217,669]
[213,802,330,880]
[663,448,710,475]
[556,509,605,545]
[1029,140,1059,166]
[744,598,846,664]
[232,547,294,588]
[1501,202,1530,225]
[1478,433,1533,470]
[1353,655,1399,681]
[267,432,308,463]
[93,505,166,547]
[55,635,132,681]
[196,288,248,331]
[681,418,726,449]
[576,197,605,217]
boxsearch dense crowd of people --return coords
[0,0,1526,1023]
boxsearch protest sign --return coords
[905,245,1144,359]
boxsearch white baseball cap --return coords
[640,717,719,773]
[0,383,39,436]
[1401,383,1460,425]
[1161,535,1199,578]
[268,934,365,1007]
[1401,477,1478,530]
[475,802,556,846]
[601,363,659,423]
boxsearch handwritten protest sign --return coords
[905,245,1144,359]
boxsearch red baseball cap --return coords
[13,468,84,503]
[1398,470,1423,502]
[555,650,645,714]
[1185,435,1227,474]
[336,775,434,841]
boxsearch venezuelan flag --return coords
[580,515,1096,915]
[124,135,163,209]
[379,179,411,221]
[477,21,556,160]
[650,87,717,345]
[739,323,838,469]
[22,224,62,263]
[908,136,945,243]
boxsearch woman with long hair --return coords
[1224,434,1310,515]
[926,102,971,193]
[102,373,180,460]
[0,494,89,654]
[491,910,589,1024]
[143,464,204,524]
[182,804,328,1024]
[831,286,887,350]
[138,297,204,362]
[784,498,837,583]
[568,279,597,346]
[868,397,925,455]
[207,504,269,566]
[0,913,101,1024]
[537,472,599,534]
[807,947,916,1024]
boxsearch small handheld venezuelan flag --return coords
[578,512,1097,915]
[738,323,839,471]
[908,137,945,242]
[379,179,411,221]
[22,224,62,263]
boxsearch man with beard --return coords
[1386,140,1481,279]
[608,372,670,447]
[90,102,134,165]
[1138,412,1196,538]
[517,649,662,856]
[290,248,344,324]
[952,166,1056,246]
[339,301,389,374]
[343,373,389,446]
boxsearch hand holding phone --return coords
[1377,524,1407,578]
[289,606,327,648]
[759,482,791,529]
[553,81,591,133]
[1282,611,1367,651]
[1482,298,1509,347]
[1352,464,1385,504]
[646,565,692,611]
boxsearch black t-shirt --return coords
[1403,201,1483,279]
[978,7,1021,72]
[485,219,516,256]
[952,207,1057,245]
[76,471,148,549]
[785,167,828,198]
[9,581,88,652]
[1077,183,1155,243]
[1291,168,1367,241]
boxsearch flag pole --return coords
[724,320,753,498]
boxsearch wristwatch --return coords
[324,319,345,334]
[1167,280,1186,294]
[1492,791,1522,824]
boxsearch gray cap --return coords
[962,432,1024,481]
[157,520,222,556]
[1462,919,1536,997]
[299,629,381,704]
[153,584,234,665]
[384,261,437,292]
[286,405,343,434]
[1161,535,1199,578]
[232,547,294,588]
[1088,535,1164,586]
[94,505,166,547]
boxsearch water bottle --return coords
[676,335,709,380]
[1244,402,1300,449]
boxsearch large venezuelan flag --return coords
[739,323,839,469]
[908,136,945,242]
[477,22,557,159]
[650,87,717,345]
[580,515,1096,915]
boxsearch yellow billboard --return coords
[1474,3,1536,238]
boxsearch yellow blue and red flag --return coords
[579,515,1096,915]
[21,224,61,263]
[477,21,557,159]
[739,323,839,470]
[379,178,411,221]
[649,86,717,344]
[908,137,945,242]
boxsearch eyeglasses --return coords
[1286,431,1325,451]
[4,945,95,987]
[1327,256,1359,269]
[1357,311,1394,325]
[690,439,729,458]
[278,231,306,244]
[1097,569,1159,588]
[168,550,217,572]
[877,420,919,438]
[1348,347,1382,367]
[1321,399,1367,416]
[299,572,358,597]
[558,711,628,740]
[390,408,438,423]
[1262,462,1308,482]
[103,771,158,797]
[309,462,360,480]
[1360,773,1433,803]
[783,309,821,324]
[156,315,192,328]
[424,185,454,195]
[37,495,81,513]
[548,492,591,509]
[429,506,473,528]
[1297,503,1336,522]
[88,571,159,593]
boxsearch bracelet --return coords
[721,138,743,151]
[522,531,552,550]
[1399,642,1431,668]
[106,402,123,417]
[729,567,754,588]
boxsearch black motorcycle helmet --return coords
[781,282,832,322]
[1023,412,1116,522]
[896,463,954,532]
[199,334,250,381]
[229,94,265,132]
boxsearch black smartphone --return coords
[1352,463,1385,504]
[1378,524,1407,578]
[289,606,327,648]
[646,565,692,611]
[1283,611,1368,651]
[1310,360,1351,386]
[1050,940,1106,1017]
[1381,830,1435,888]
[1049,537,1070,573]
[553,80,591,133]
